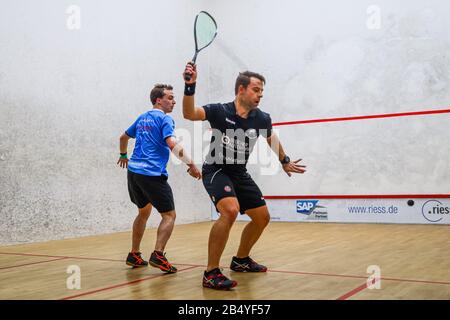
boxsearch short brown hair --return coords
[150,84,173,105]
[234,71,266,95]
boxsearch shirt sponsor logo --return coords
[225,118,236,125]
[245,129,258,139]
[221,135,231,145]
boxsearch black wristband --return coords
[184,82,196,96]
[120,152,127,156]
[280,155,290,164]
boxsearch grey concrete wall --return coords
[2,0,450,245]
[0,0,213,245]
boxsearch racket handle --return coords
[184,59,196,81]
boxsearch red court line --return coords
[336,278,381,300]
[381,277,450,286]
[0,252,125,263]
[0,257,68,270]
[337,282,368,300]
[60,265,199,300]
[264,194,450,199]
[272,108,450,127]
[0,252,202,267]
[2,251,449,286]
[268,269,367,280]
[268,269,450,286]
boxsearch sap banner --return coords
[211,198,450,225]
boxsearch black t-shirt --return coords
[202,101,272,173]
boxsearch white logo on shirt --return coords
[245,129,258,139]
[221,135,231,145]
[225,118,236,125]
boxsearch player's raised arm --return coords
[182,62,206,121]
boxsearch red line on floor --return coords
[381,277,450,286]
[0,251,203,267]
[269,269,450,286]
[272,108,450,127]
[336,282,368,300]
[60,265,199,300]
[0,257,68,270]
[336,277,381,300]
[2,251,449,286]
[268,269,367,280]
[0,252,123,262]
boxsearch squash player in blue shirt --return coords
[183,63,307,289]
[118,84,201,273]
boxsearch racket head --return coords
[194,11,218,53]
[185,11,217,80]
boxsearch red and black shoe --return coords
[203,268,237,290]
[230,256,267,272]
[126,252,148,268]
[149,251,178,273]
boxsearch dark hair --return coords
[234,71,266,95]
[150,84,173,105]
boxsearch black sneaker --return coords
[126,252,148,268]
[149,251,178,273]
[203,268,237,290]
[230,256,267,272]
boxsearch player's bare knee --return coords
[253,212,270,229]
[261,212,270,228]
[162,210,176,221]
[138,206,151,220]
[221,206,239,224]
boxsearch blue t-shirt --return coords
[125,109,175,177]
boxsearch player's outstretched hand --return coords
[117,157,128,169]
[282,158,306,177]
[187,164,202,180]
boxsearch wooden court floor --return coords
[0,221,449,300]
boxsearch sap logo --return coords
[296,200,319,215]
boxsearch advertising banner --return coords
[211,198,450,225]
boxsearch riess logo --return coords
[422,200,450,223]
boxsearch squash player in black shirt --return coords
[182,62,306,290]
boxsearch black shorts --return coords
[202,165,266,214]
[127,170,175,213]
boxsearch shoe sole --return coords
[126,261,148,268]
[230,268,267,272]
[149,261,177,273]
[203,282,238,290]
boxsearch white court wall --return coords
[204,0,450,196]
[0,0,213,245]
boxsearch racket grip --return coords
[184,60,195,81]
